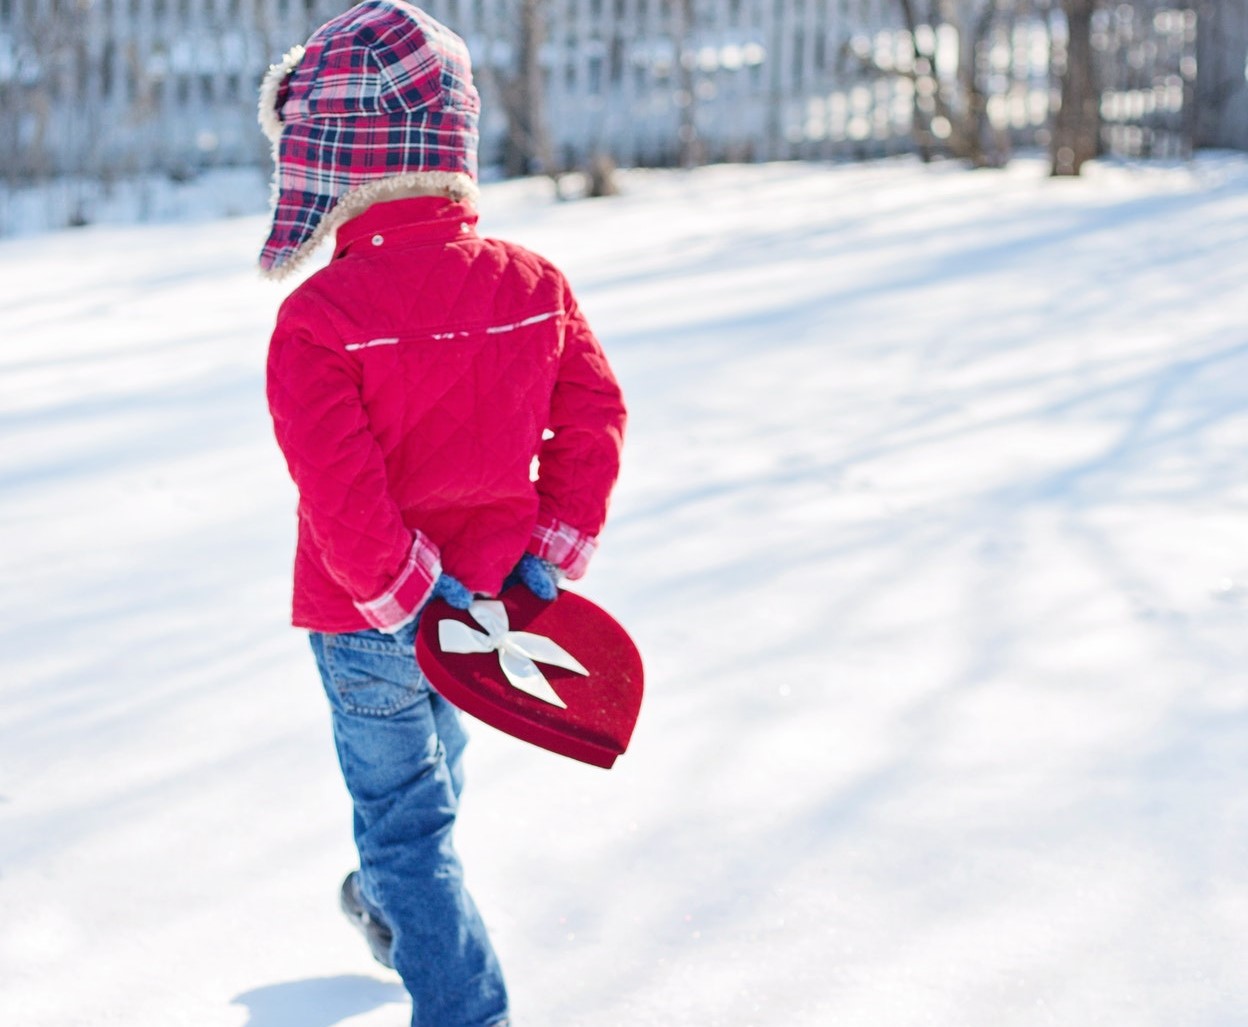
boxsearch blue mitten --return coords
[430,573,473,611]
[511,553,561,601]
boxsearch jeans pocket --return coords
[321,630,428,717]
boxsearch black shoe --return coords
[339,871,395,969]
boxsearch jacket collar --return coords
[334,197,479,260]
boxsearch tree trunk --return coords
[1051,0,1101,176]
[1195,0,1248,150]
[897,0,937,162]
[503,0,552,178]
[675,0,701,168]
[950,0,992,167]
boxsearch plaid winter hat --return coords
[258,0,480,278]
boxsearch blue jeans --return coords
[309,623,509,1027]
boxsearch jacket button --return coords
[371,234,384,246]
[460,223,469,233]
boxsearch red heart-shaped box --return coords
[415,586,644,769]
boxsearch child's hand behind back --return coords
[430,573,474,610]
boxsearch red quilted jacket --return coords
[266,196,626,633]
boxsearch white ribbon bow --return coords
[437,600,588,709]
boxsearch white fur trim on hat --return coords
[259,170,480,281]
[258,44,305,144]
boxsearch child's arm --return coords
[528,291,627,580]
[267,319,440,633]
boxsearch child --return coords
[257,3,627,1024]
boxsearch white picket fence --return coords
[0,0,1244,189]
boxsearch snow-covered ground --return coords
[2,155,1247,1027]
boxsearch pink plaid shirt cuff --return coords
[529,516,597,580]
[353,530,442,633]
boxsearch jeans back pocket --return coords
[317,629,428,717]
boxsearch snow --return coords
[3,154,1248,1027]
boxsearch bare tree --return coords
[674,0,703,169]
[497,0,555,179]
[1195,0,1248,150]
[893,0,1014,167]
[1051,0,1101,175]
[485,0,621,198]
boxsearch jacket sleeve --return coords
[266,312,441,632]
[528,289,627,579]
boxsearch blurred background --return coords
[1,0,1246,232]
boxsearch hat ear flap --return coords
[258,43,305,143]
